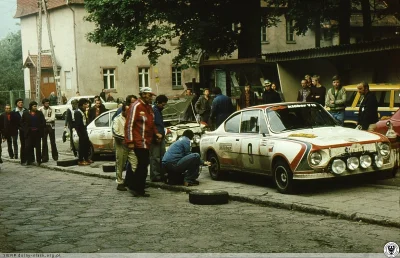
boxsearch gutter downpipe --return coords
[67,0,79,93]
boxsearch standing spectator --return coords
[75,98,91,166]
[0,104,18,160]
[88,98,106,124]
[185,88,193,96]
[12,98,27,163]
[21,101,45,166]
[64,99,79,157]
[39,98,59,162]
[112,102,138,191]
[357,82,378,131]
[305,74,313,88]
[297,80,312,102]
[150,95,168,182]
[262,80,281,104]
[195,88,212,123]
[210,87,233,128]
[61,93,68,104]
[271,83,285,102]
[162,130,211,186]
[325,75,346,126]
[99,89,106,101]
[239,83,257,109]
[124,87,162,197]
[106,93,115,102]
[311,75,326,106]
[112,95,137,120]
[49,92,58,106]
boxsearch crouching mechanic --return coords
[112,102,138,191]
[162,130,210,186]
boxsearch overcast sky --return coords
[0,0,20,40]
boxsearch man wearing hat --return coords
[125,87,162,197]
[262,79,281,104]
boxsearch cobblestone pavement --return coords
[0,162,399,253]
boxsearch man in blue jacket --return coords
[150,94,168,182]
[210,87,233,129]
[162,130,210,186]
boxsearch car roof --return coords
[343,84,400,91]
[241,102,303,110]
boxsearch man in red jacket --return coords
[125,87,162,197]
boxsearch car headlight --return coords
[346,157,359,170]
[359,155,372,168]
[331,159,346,175]
[375,155,383,168]
[165,131,177,144]
[310,151,322,165]
[378,143,390,157]
[193,135,201,144]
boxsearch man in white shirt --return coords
[39,98,59,162]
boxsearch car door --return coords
[217,112,242,171]
[89,111,113,152]
[240,110,263,173]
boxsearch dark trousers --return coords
[42,125,58,161]
[13,130,26,163]
[78,131,89,161]
[126,148,149,193]
[25,130,41,164]
[164,153,201,183]
[5,136,15,158]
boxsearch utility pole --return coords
[35,0,61,104]
[35,0,42,104]
[42,0,61,104]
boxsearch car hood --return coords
[279,127,385,146]
[162,96,194,122]
[167,122,203,133]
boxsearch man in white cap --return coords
[124,87,162,197]
[262,79,281,104]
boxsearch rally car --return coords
[200,102,395,194]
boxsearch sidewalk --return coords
[2,142,400,229]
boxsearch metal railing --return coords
[0,90,34,109]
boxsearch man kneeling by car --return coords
[162,130,210,186]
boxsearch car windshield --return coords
[266,103,337,133]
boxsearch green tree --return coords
[0,31,24,91]
[85,0,281,66]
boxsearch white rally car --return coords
[200,102,396,194]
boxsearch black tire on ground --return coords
[102,162,116,173]
[273,159,295,194]
[189,190,229,205]
[208,151,223,180]
[57,159,78,167]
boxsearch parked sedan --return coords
[200,102,395,194]
[72,109,117,159]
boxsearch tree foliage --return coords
[85,0,280,66]
[0,31,24,91]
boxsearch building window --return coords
[103,68,115,89]
[261,25,268,43]
[65,71,72,90]
[286,19,295,43]
[138,67,150,89]
[172,67,182,89]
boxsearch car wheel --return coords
[208,151,223,180]
[273,160,295,194]
[102,162,115,173]
[189,190,229,205]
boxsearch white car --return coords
[73,109,117,159]
[54,95,118,120]
[200,102,396,194]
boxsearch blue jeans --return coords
[329,110,345,126]
[164,153,201,183]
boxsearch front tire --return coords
[208,152,223,180]
[273,160,295,194]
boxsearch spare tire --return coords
[57,159,78,167]
[102,163,116,173]
[189,190,229,205]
